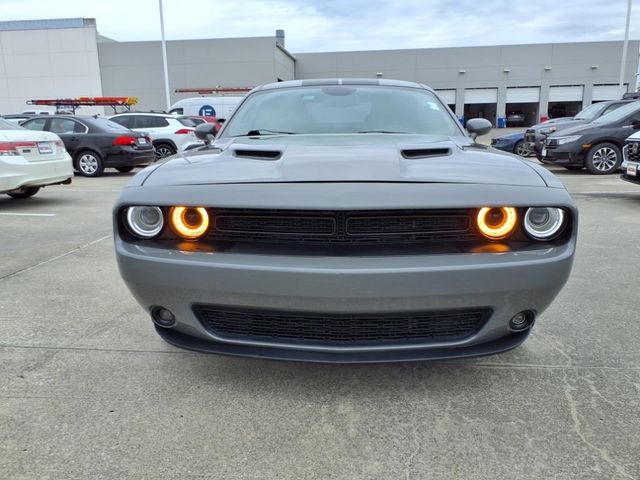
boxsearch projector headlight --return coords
[476,207,518,240]
[169,206,210,240]
[523,207,566,240]
[125,206,164,238]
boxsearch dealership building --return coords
[0,17,638,126]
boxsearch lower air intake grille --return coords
[193,305,491,346]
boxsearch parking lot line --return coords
[0,212,56,217]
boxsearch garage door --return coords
[464,88,497,104]
[435,89,456,105]
[506,87,540,103]
[592,84,623,101]
[549,86,584,102]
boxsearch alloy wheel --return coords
[514,141,530,157]
[155,146,174,159]
[591,147,618,172]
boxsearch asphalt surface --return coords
[1,158,640,479]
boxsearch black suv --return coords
[541,101,640,174]
[21,115,155,177]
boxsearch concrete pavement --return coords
[1,166,639,479]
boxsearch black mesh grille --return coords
[346,214,468,235]
[217,215,336,235]
[193,305,491,346]
[210,209,477,245]
[627,142,640,162]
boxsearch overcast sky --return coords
[1,0,638,52]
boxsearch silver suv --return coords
[109,113,202,159]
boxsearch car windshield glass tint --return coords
[223,86,463,137]
[574,103,604,121]
[0,118,24,130]
[592,101,640,124]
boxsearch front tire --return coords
[75,151,104,177]
[116,166,134,173]
[585,143,622,175]
[7,186,40,199]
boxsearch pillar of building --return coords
[538,85,550,122]
[582,83,594,108]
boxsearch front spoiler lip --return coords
[155,324,530,363]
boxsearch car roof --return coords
[112,112,175,117]
[253,78,432,93]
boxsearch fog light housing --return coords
[508,311,535,332]
[151,306,176,328]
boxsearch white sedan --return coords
[0,118,73,199]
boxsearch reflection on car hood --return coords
[492,132,524,141]
[548,122,606,137]
[141,134,547,187]
[533,119,585,132]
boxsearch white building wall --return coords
[0,19,104,115]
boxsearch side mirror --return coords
[466,118,492,139]
[194,123,217,144]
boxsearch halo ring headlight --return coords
[524,207,565,240]
[169,206,210,240]
[476,207,518,240]
[125,206,164,238]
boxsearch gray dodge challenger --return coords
[114,79,577,363]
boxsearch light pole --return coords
[159,0,171,111]
[618,0,633,98]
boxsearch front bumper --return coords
[115,237,576,362]
[0,154,73,193]
[540,145,585,167]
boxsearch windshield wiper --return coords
[233,129,298,137]
[357,130,412,134]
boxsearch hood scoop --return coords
[231,144,284,160]
[401,147,452,159]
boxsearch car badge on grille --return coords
[632,143,639,154]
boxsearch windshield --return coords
[592,101,640,124]
[222,85,463,137]
[574,102,606,121]
[0,118,24,130]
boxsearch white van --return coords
[168,96,245,121]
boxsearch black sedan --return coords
[20,115,156,177]
[541,101,640,174]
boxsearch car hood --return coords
[141,134,547,187]
[532,119,586,132]
[548,122,608,137]
[493,132,524,141]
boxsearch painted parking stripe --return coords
[0,212,56,217]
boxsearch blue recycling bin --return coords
[497,117,507,128]
[457,116,464,126]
